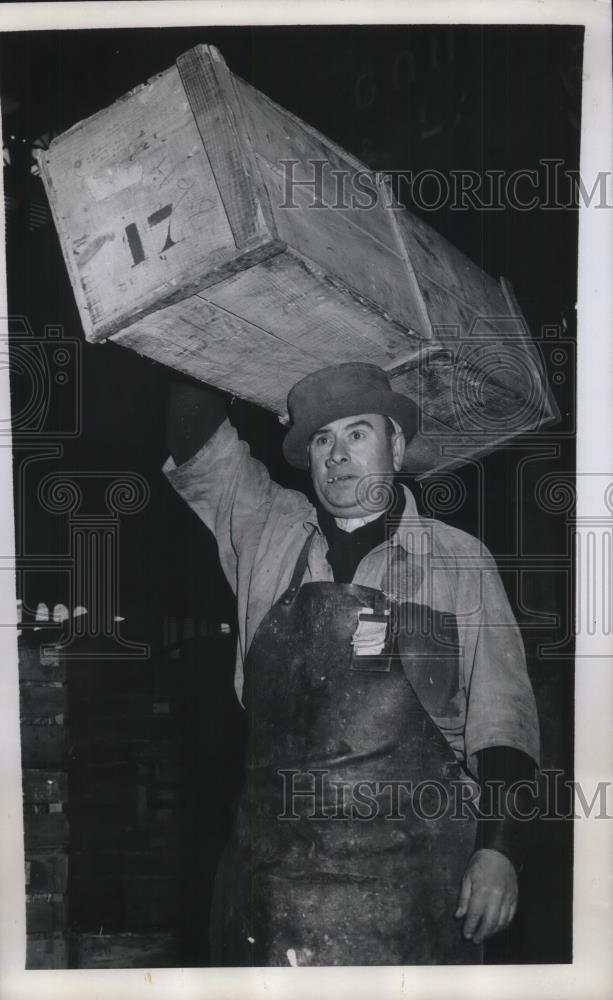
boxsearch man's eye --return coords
[350,430,364,441]
[315,435,329,446]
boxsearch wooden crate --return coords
[26,852,69,893]
[20,724,68,768]
[19,634,70,969]
[22,770,68,804]
[18,642,66,683]
[36,44,558,472]
[23,808,69,850]
[26,933,68,970]
[26,895,69,935]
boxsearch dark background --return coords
[2,24,581,966]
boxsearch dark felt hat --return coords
[282,362,419,470]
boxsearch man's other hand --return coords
[454,847,518,944]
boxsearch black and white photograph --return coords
[0,1,611,997]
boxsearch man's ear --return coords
[391,429,406,472]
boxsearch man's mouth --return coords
[326,474,355,484]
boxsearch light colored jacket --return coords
[164,418,540,772]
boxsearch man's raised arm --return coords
[163,374,310,603]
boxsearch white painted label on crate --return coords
[85,163,143,201]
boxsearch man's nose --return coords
[326,439,349,465]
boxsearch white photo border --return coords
[0,2,611,998]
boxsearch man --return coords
[164,362,540,967]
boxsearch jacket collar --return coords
[303,484,430,555]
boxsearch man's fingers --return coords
[471,897,503,944]
[454,873,472,918]
[461,888,489,939]
[492,899,511,936]
[457,850,519,942]
[500,895,518,932]
[494,886,519,935]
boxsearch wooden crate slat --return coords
[205,250,422,367]
[395,207,507,309]
[115,255,423,416]
[500,276,558,416]
[233,75,392,249]
[251,149,425,336]
[113,281,319,413]
[394,206,555,411]
[177,44,275,248]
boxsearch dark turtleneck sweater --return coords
[316,486,406,583]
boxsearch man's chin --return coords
[316,493,383,520]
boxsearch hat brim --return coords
[282,389,419,470]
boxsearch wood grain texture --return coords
[37,42,558,473]
[37,65,241,340]
[256,160,425,335]
[205,249,421,367]
[235,75,425,335]
[393,207,555,412]
[233,75,384,238]
[177,45,275,248]
[114,301,313,413]
[114,248,422,414]
[501,276,560,422]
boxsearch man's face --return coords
[308,413,405,518]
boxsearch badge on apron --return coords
[350,599,392,671]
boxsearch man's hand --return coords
[454,848,518,944]
[167,377,227,466]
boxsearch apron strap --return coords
[281,529,316,606]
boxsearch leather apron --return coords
[211,532,480,966]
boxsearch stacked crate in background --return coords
[17,603,241,968]
[66,629,187,967]
[65,616,242,968]
[19,627,70,969]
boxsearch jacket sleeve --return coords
[462,549,540,770]
[162,417,302,595]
